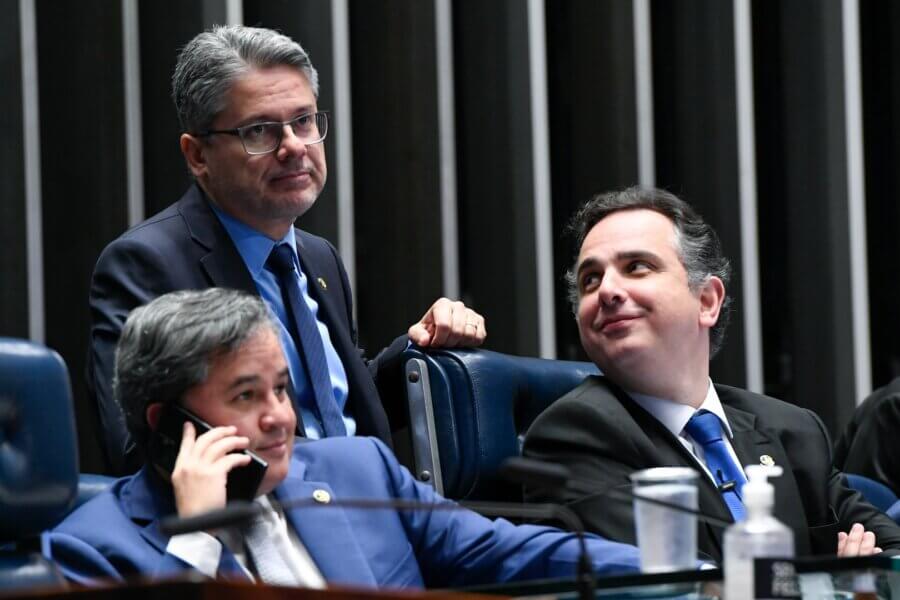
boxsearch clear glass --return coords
[630,467,699,573]
[200,111,329,155]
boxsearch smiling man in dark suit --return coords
[89,25,486,475]
[523,186,900,562]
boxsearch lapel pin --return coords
[317,277,327,290]
[760,455,775,466]
[312,489,331,504]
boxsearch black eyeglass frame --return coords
[196,110,329,155]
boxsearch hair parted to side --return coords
[114,288,278,458]
[565,186,733,357]
[172,24,319,133]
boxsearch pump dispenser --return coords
[723,465,794,600]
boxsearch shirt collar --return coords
[629,380,734,440]
[209,202,296,277]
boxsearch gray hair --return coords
[565,186,733,357]
[172,25,320,133]
[114,288,278,455]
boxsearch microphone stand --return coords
[160,495,597,600]
[501,456,732,528]
[461,501,594,600]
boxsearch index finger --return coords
[427,299,456,347]
[838,523,865,557]
[179,421,197,453]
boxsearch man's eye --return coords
[291,114,313,133]
[581,273,600,291]
[243,123,272,141]
[627,261,652,274]
[233,390,254,402]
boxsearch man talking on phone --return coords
[47,288,640,588]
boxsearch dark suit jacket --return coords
[833,377,900,496]
[522,376,900,562]
[88,185,408,475]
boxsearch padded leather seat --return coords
[403,347,597,501]
[0,338,78,589]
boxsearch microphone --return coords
[501,456,732,529]
[159,494,596,600]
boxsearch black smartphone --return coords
[148,404,268,503]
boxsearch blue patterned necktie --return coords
[684,410,747,521]
[266,243,347,436]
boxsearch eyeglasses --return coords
[197,111,329,155]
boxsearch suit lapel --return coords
[293,233,352,350]
[275,470,377,587]
[178,185,258,294]
[721,395,812,555]
[292,231,392,441]
[122,467,252,581]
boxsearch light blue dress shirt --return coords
[211,205,354,438]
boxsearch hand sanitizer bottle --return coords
[723,465,794,600]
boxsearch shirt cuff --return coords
[166,531,223,579]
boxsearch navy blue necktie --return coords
[684,410,747,521]
[266,243,347,437]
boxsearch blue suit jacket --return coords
[46,437,640,588]
[88,185,407,474]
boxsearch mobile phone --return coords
[148,404,268,503]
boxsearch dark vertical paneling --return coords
[36,0,129,472]
[244,0,338,242]
[652,0,747,388]
[546,0,640,360]
[348,0,443,352]
[753,0,855,436]
[454,0,540,356]
[0,0,29,338]
[860,2,900,389]
[138,1,208,216]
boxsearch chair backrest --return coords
[887,500,900,524]
[0,338,79,539]
[845,473,899,513]
[403,347,598,501]
[0,338,79,588]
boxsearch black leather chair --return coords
[0,338,79,590]
[403,347,598,501]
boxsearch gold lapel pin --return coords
[760,455,775,466]
[317,277,327,290]
[312,489,331,504]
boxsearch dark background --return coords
[4,0,898,473]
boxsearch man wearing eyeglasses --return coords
[88,25,486,475]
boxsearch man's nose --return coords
[597,271,625,306]
[260,392,293,430]
[276,124,308,160]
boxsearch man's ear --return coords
[145,402,165,432]
[180,133,208,180]
[698,276,725,330]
